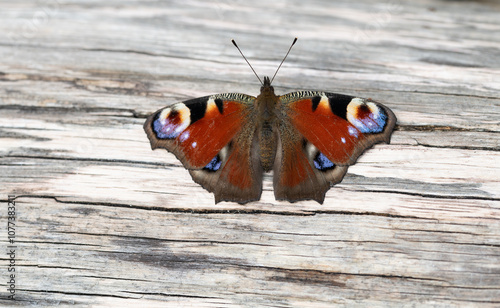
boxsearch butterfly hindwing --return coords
[273,118,349,203]
[273,91,396,203]
[144,93,264,203]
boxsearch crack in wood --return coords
[342,188,500,202]
[18,240,103,247]
[415,142,500,152]
[56,230,275,247]
[0,104,141,117]
[397,240,500,249]
[81,47,238,67]
[404,90,500,100]
[396,124,500,133]
[1,154,177,168]
[25,265,93,271]
[257,265,450,284]
[122,290,222,299]
[79,275,156,283]
[4,195,438,219]
[15,289,134,299]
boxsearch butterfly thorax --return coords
[255,76,279,172]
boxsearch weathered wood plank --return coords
[1,0,499,306]
[2,197,500,306]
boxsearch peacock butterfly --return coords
[144,38,396,204]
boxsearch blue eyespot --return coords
[204,155,222,172]
[352,110,387,134]
[153,117,180,139]
[313,152,335,171]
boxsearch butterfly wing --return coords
[144,93,263,204]
[274,91,396,203]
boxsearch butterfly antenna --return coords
[270,37,297,84]
[232,39,263,85]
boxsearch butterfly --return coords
[144,39,396,204]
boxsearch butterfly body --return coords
[255,76,279,171]
[144,74,396,204]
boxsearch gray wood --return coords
[1,0,499,306]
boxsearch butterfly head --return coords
[260,76,275,95]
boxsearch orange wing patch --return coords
[289,98,364,164]
[178,100,248,168]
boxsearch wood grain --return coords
[1,0,499,306]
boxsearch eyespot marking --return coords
[347,98,387,133]
[203,155,222,172]
[153,104,191,139]
[313,152,336,171]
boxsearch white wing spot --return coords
[179,131,190,142]
[348,126,359,138]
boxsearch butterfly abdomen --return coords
[257,120,277,172]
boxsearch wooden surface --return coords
[1,0,499,306]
